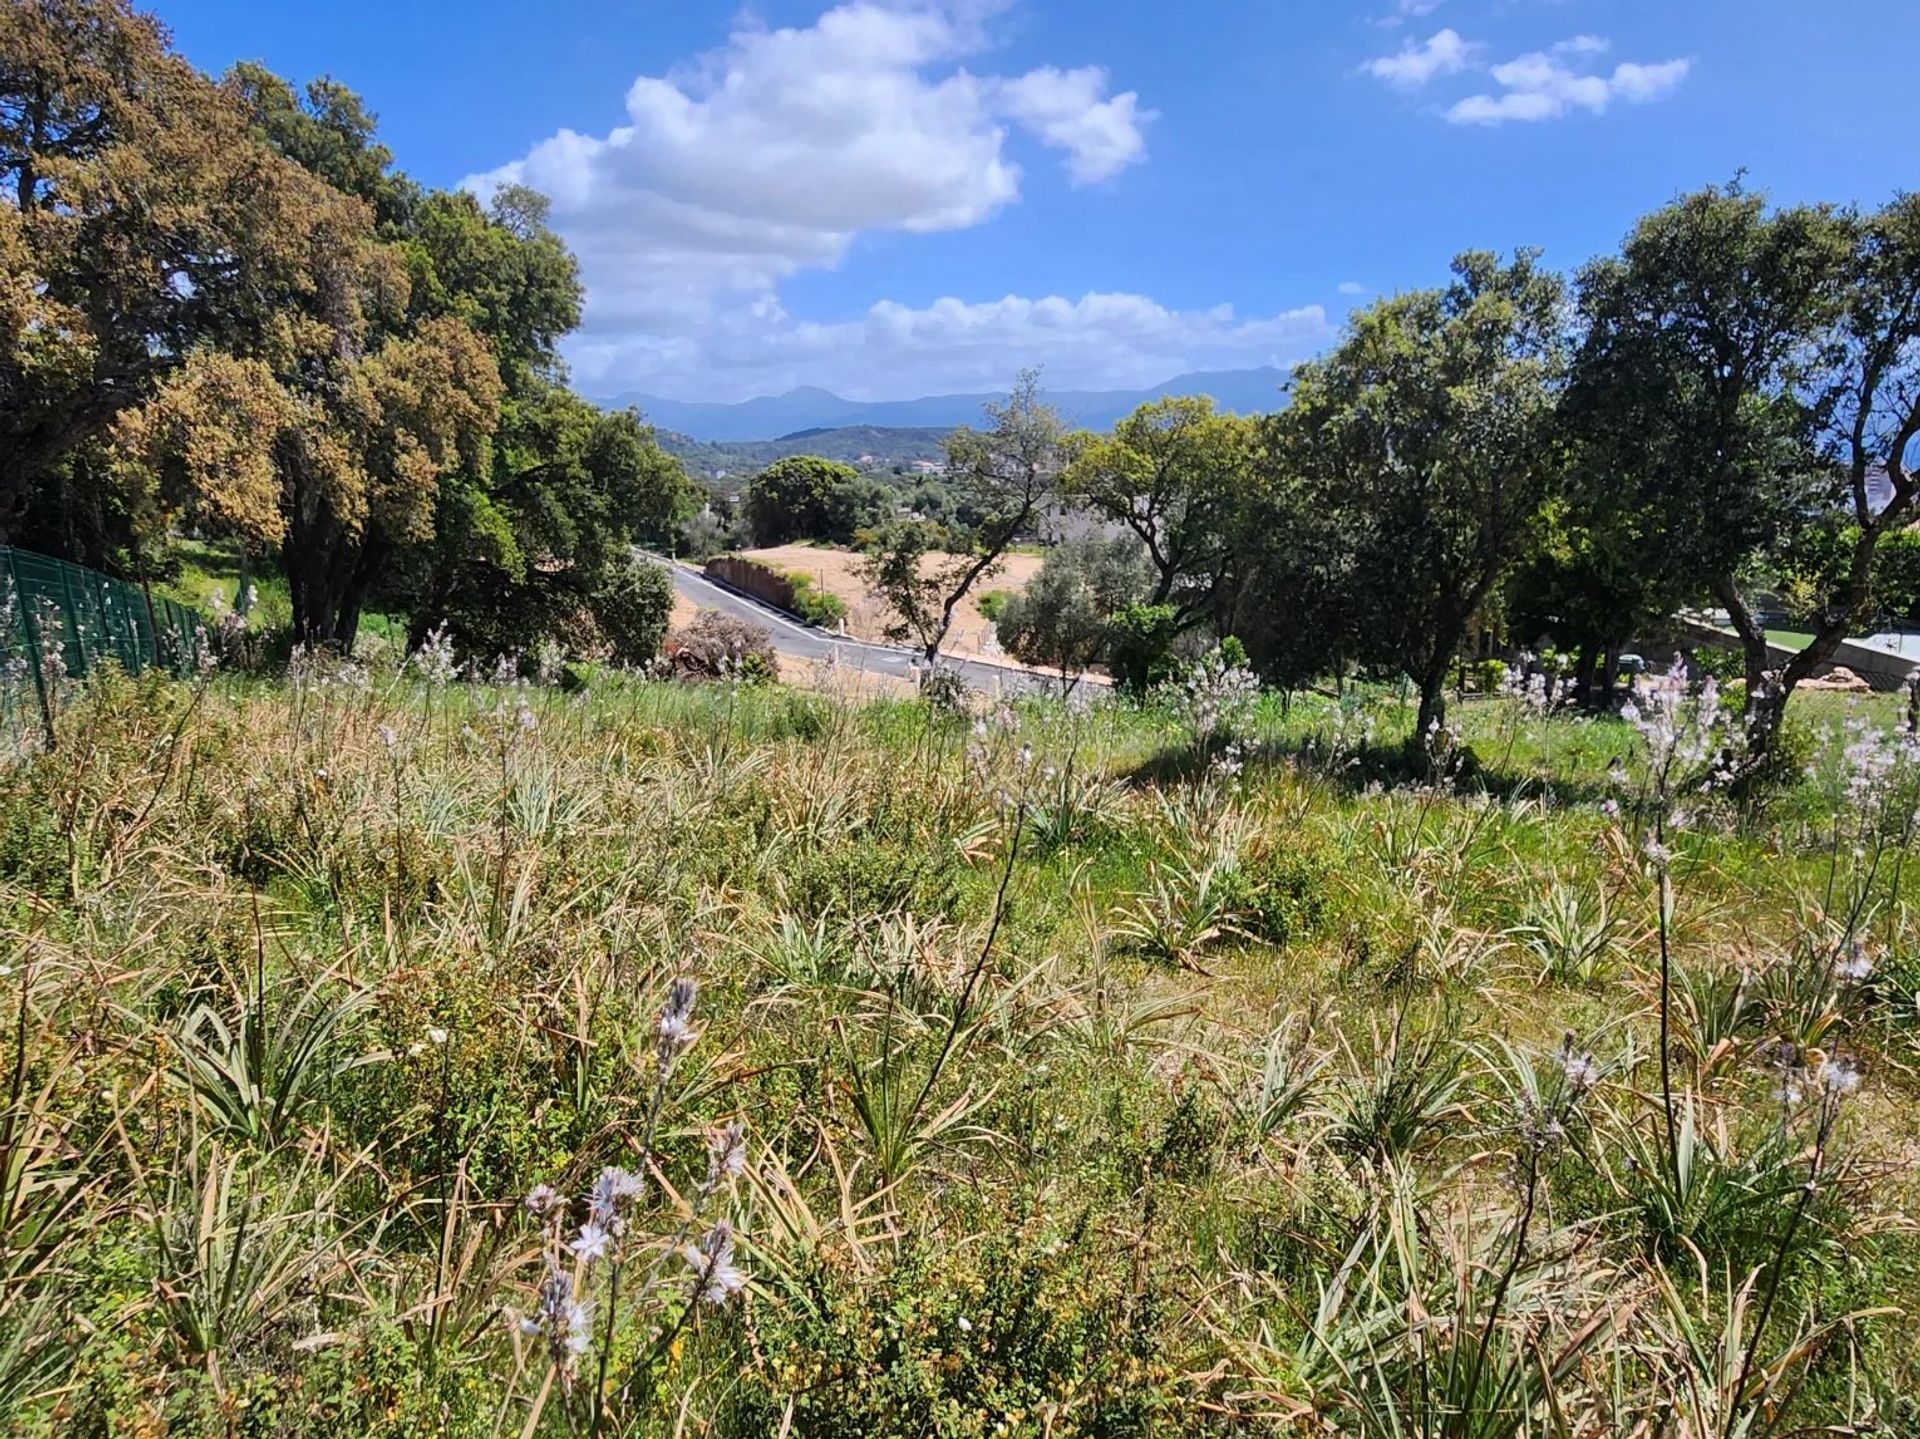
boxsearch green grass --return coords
[154,537,294,629]
[155,537,408,651]
[0,665,1915,1436]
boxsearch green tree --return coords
[1571,183,1920,753]
[994,535,1151,686]
[1062,395,1256,630]
[742,455,868,546]
[1502,495,1678,710]
[0,0,370,562]
[863,370,1065,667]
[1261,251,1567,733]
[222,63,420,229]
[390,387,696,655]
[590,553,675,667]
[227,63,692,654]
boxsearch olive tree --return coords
[861,370,1065,666]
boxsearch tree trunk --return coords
[1415,657,1449,746]
[1712,571,1783,757]
[1598,647,1621,711]
[1572,644,1600,712]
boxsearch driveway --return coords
[657,558,1057,694]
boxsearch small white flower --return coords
[525,1183,561,1216]
[571,1222,612,1263]
[427,1026,450,1046]
[1817,1059,1861,1098]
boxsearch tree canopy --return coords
[0,0,695,660]
[1250,251,1567,733]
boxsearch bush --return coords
[678,506,737,560]
[1225,845,1335,947]
[976,588,1013,622]
[1687,644,1746,684]
[662,609,779,682]
[784,571,849,628]
[1108,602,1179,694]
[995,536,1151,680]
[590,554,675,666]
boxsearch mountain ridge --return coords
[603,367,1289,442]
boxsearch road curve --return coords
[656,557,1054,695]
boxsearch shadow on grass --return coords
[1119,732,1620,809]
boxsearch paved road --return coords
[659,558,1052,694]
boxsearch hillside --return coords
[656,423,954,480]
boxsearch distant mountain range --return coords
[606,367,1289,443]
[655,425,952,481]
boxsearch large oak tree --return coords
[1571,183,1920,756]
[1257,251,1567,735]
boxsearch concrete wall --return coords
[1674,618,1920,693]
[704,556,795,613]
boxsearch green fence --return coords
[1,546,209,708]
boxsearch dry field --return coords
[740,543,1043,658]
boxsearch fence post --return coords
[6,549,56,749]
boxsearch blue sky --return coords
[156,0,1920,403]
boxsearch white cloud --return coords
[1446,45,1690,124]
[994,67,1153,184]
[568,291,1333,402]
[1365,28,1473,89]
[1398,0,1445,15]
[467,2,1155,393]
[1337,281,1368,296]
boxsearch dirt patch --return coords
[740,543,1042,659]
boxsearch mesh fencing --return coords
[1,546,209,733]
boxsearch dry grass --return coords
[1,664,1915,1435]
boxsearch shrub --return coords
[1687,644,1746,684]
[661,609,779,682]
[590,554,675,666]
[1468,657,1507,693]
[1108,602,1179,694]
[784,571,849,628]
[976,588,1013,622]
[1223,845,1334,947]
[995,536,1151,681]
[678,506,737,560]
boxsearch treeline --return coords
[1,0,696,659]
[809,194,1919,759]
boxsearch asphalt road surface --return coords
[659,559,1053,694]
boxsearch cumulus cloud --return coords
[1337,281,1369,296]
[1364,28,1474,89]
[466,0,1155,394]
[1446,46,1690,124]
[567,292,1333,403]
[994,66,1152,184]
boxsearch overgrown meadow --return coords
[3,659,1919,1436]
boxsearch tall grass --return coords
[0,661,1913,1435]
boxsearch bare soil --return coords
[739,543,1043,658]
